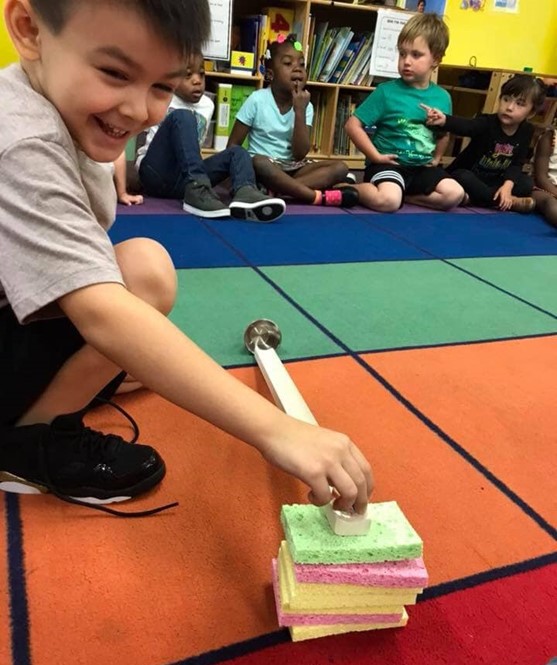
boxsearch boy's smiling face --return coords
[20,1,186,162]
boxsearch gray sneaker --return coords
[183,180,230,218]
[229,185,286,223]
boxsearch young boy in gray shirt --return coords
[0,0,372,516]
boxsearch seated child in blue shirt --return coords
[344,14,465,213]
[228,35,358,208]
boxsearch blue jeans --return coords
[138,109,254,199]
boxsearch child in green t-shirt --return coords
[345,14,465,212]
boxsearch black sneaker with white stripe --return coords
[0,413,174,516]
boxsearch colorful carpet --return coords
[2,201,556,665]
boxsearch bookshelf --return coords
[201,0,557,168]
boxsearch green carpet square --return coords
[262,261,557,351]
[453,256,557,315]
[170,268,340,366]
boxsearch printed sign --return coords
[369,10,412,78]
[203,0,233,61]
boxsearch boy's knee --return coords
[437,179,465,210]
[358,183,401,212]
[376,190,401,212]
[115,238,177,315]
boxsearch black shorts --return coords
[363,164,451,196]
[0,306,125,427]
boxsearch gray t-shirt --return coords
[0,64,124,324]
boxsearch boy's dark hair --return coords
[398,13,449,60]
[501,75,547,112]
[29,0,211,56]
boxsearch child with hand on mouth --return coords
[228,34,358,208]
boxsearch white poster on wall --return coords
[369,10,412,78]
[203,0,233,61]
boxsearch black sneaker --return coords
[0,413,174,516]
[229,185,286,222]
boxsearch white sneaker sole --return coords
[229,198,285,223]
[183,202,230,218]
[0,474,131,504]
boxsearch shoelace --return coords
[39,399,178,518]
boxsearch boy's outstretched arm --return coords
[345,115,398,164]
[533,130,557,196]
[227,120,250,148]
[59,283,373,514]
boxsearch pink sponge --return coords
[294,555,428,588]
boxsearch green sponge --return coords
[281,501,422,564]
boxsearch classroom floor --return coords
[1,200,556,665]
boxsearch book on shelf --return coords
[214,82,232,151]
[228,84,253,148]
[213,82,254,150]
[313,27,339,81]
[263,7,295,44]
[318,27,354,83]
[308,21,329,81]
[329,34,363,84]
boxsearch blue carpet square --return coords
[110,214,244,268]
[205,213,427,265]
[364,212,557,259]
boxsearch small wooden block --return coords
[322,503,372,536]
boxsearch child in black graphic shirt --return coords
[422,75,546,213]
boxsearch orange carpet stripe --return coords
[366,336,557,525]
[13,357,555,664]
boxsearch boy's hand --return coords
[118,192,144,206]
[261,418,373,515]
[292,82,310,112]
[375,153,399,165]
[420,103,446,127]
[494,182,513,210]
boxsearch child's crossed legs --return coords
[252,156,351,204]
[357,164,464,212]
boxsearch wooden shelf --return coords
[205,71,261,82]
[441,85,488,95]
[307,80,376,92]
[310,0,409,13]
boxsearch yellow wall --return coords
[444,0,557,75]
[0,2,17,67]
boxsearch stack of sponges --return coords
[272,501,428,642]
